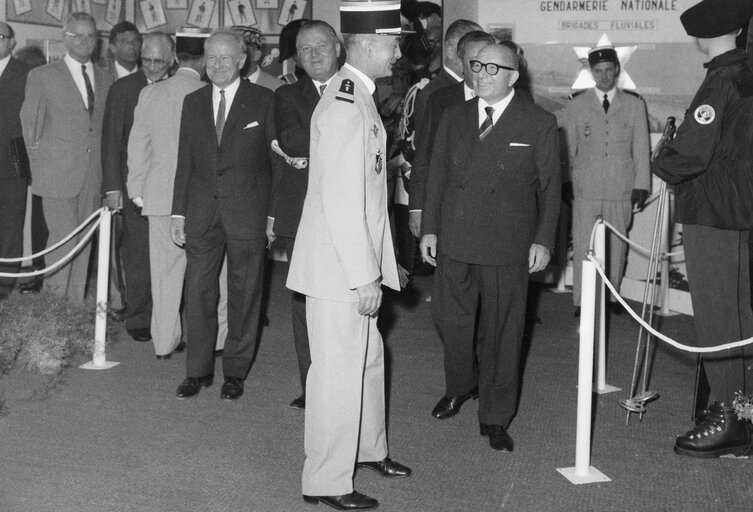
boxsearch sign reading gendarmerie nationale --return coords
[482,0,696,44]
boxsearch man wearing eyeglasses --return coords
[21,12,114,303]
[102,32,175,344]
[559,45,650,318]
[0,22,31,301]
[420,44,560,452]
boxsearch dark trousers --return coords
[30,193,48,270]
[433,255,528,427]
[184,209,266,379]
[283,236,311,392]
[0,177,27,296]
[393,204,416,273]
[121,200,152,330]
[684,224,753,403]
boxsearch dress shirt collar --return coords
[114,60,138,79]
[0,54,10,79]
[343,62,375,95]
[246,66,261,83]
[64,53,94,108]
[176,66,202,80]
[478,89,515,127]
[594,86,616,104]
[311,75,336,96]
[444,65,462,83]
[212,76,242,117]
[463,82,476,101]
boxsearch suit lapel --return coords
[301,78,320,109]
[55,59,88,112]
[197,85,217,147]
[220,80,250,147]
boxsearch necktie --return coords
[602,93,610,114]
[81,64,94,118]
[216,89,226,144]
[479,106,495,141]
[319,84,327,96]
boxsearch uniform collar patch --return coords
[336,78,355,103]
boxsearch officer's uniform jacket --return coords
[287,64,400,302]
[560,88,651,201]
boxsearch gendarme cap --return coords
[340,0,413,35]
[588,46,619,67]
[681,0,753,38]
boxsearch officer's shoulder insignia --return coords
[335,78,355,103]
[623,89,643,100]
[568,89,587,100]
[694,104,715,125]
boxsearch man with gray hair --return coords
[102,32,174,343]
[171,29,277,401]
[21,12,113,303]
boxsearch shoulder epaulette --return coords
[335,78,355,103]
[622,89,643,100]
[568,89,588,100]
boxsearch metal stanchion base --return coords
[595,383,621,395]
[550,287,572,294]
[557,466,611,485]
[80,361,120,370]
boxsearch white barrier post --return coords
[557,257,610,484]
[80,208,119,370]
[593,220,620,394]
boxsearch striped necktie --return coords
[216,89,226,144]
[479,106,495,141]
[81,64,94,118]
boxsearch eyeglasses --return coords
[469,60,516,76]
[142,58,170,67]
[0,34,12,41]
[65,32,97,43]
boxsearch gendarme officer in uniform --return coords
[286,1,411,509]
[560,44,651,317]
[653,0,753,458]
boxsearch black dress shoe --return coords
[173,341,186,353]
[574,306,581,318]
[431,388,478,419]
[214,349,223,357]
[303,491,378,510]
[128,328,152,342]
[220,377,244,400]
[175,375,213,399]
[357,457,411,478]
[675,401,753,458]
[156,353,172,360]
[110,306,126,323]
[290,394,306,410]
[19,276,43,294]
[480,424,514,452]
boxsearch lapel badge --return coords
[375,148,383,175]
[584,123,591,137]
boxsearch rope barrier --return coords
[586,252,753,353]
[0,207,107,264]
[587,217,685,263]
[0,218,101,279]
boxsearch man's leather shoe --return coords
[290,394,306,409]
[214,349,223,357]
[109,307,126,322]
[608,302,624,315]
[303,491,378,510]
[128,328,152,342]
[19,276,43,294]
[357,457,411,478]
[156,353,172,360]
[431,388,478,419]
[481,424,514,452]
[675,401,753,458]
[574,306,581,318]
[175,375,212,399]
[220,377,244,400]
[157,341,186,360]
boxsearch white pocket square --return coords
[243,121,259,129]
[509,142,530,147]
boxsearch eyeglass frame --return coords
[65,31,98,43]
[469,59,516,76]
[0,34,13,41]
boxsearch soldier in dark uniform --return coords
[653,0,753,458]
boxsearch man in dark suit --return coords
[171,29,276,401]
[408,30,494,238]
[102,32,174,342]
[268,20,340,411]
[420,44,560,451]
[0,22,31,300]
[21,12,114,304]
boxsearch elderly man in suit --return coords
[420,44,560,452]
[171,29,276,400]
[0,22,31,300]
[408,30,494,238]
[102,32,174,342]
[267,19,340,411]
[287,2,411,509]
[21,12,113,304]
[560,45,650,317]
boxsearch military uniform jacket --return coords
[653,49,753,230]
[286,65,400,302]
[560,88,651,201]
[422,94,561,266]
